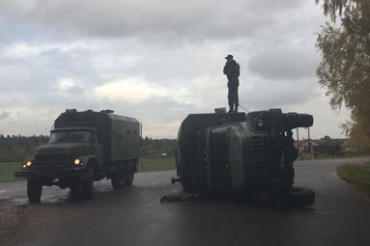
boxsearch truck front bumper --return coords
[14,168,91,179]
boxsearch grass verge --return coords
[137,156,176,173]
[0,157,176,183]
[337,163,370,196]
[0,162,25,183]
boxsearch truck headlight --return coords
[73,158,83,166]
[22,160,32,169]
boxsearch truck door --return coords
[92,131,104,170]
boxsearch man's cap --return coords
[225,54,233,59]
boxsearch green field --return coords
[0,157,176,183]
[0,162,25,183]
[337,163,370,196]
[137,156,176,172]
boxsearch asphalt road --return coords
[1,157,370,246]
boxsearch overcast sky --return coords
[0,0,350,139]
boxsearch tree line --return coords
[0,135,177,162]
[0,135,49,162]
[141,137,177,157]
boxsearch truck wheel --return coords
[283,113,314,130]
[287,187,315,207]
[124,162,135,186]
[70,185,81,200]
[284,165,295,188]
[27,178,42,203]
[111,164,125,189]
[70,179,94,200]
[81,178,94,199]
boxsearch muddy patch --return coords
[0,204,28,245]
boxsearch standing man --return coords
[223,54,240,113]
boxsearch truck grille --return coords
[33,153,70,171]
[250,135,268,184]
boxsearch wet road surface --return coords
[1,157,370,246]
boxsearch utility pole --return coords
[307,127,314,160]
[296,128,300,142]
[140,122,144,167]
[296,128,301,159]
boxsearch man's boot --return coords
[228,104,234,113]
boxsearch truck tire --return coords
[70,185,80,200]
[70,179,94,200]
[284,165,295,188]
[124,162,135,186]
[111,164,125,189]
[287,187,315,207]
[81,178,94,199]
[283,113,314,130]
[27,178,42,203]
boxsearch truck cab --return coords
[15,109,141,203]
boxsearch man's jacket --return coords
[223,60,240,87]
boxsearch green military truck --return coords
[15,109,141,203]
[172,108,315,207]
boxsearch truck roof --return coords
[54,109,139,129]
[51,127,97,132]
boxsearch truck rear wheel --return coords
[111,164,125,189]
[124,162,135,186]
[27,178,42,203]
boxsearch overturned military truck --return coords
[15,109,141,203]
[172,109,315,207]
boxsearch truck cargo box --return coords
[54,109,140,164]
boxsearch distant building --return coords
[294,139,319,152]
[294,137,351,156]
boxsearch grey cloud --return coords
[239,78,319,111]
[62,85,84,95]
[248,46,321,80]
[0,0,341,138]
[0,44,102,92]
[0,0,308,43]
[0,111,10,120]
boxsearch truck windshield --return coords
[49,131,93,144]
